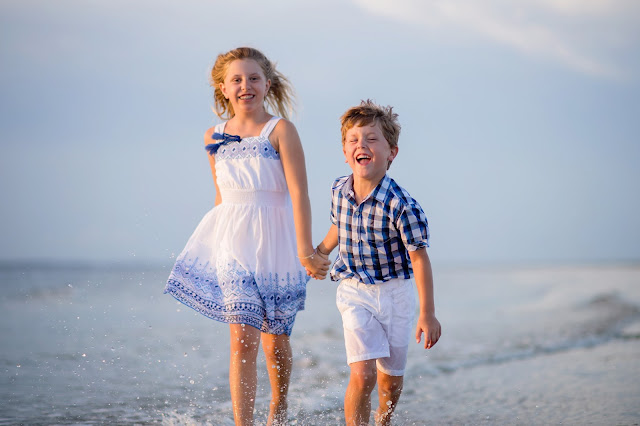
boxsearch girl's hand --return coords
[300,251,330,280]
[415,313,441,349]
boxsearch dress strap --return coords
[260,117,281,138]
[214,122,227,134]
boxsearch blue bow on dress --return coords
[205,132,242,155]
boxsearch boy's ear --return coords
[389,146,399,162]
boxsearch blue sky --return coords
[1,0,639,266]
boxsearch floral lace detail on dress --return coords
[215,137,280,161]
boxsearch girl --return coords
[164,47,329,425]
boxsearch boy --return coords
[315,100,441,425]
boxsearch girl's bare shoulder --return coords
[204,126,217,144]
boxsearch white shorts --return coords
[336,277,416,376]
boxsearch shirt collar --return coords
[371,174,392,203]
[342,174,391,205]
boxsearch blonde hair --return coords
[210,47,295,120]
[340,99,401,148]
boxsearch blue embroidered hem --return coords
[164,258,307,336]
[164,279,298,335]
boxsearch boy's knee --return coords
[378,375,404,398]
[349,362,377,392]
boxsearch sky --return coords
[1,0,639,266]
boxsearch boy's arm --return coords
[408,247,441,349]
[317,224,338,257]
[305,224,338,280]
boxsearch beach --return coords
[1,262,639,425]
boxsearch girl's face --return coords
[219,59,271,116]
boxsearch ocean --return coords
[1,262,639,425]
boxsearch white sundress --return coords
[164,117,309,335]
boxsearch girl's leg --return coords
[229,323,261,426]
[261,332,292,426]
[374,370,404,426]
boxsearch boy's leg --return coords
[261,332,292,426]
[374,370,404,426]
[229,323,261,426]
[345,359,378,426]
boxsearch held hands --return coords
[299,249,330,280]
[416,312,441,349]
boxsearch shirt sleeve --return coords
[396,199,430,251]
[330,178,340,225]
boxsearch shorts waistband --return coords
[341,276,413,289]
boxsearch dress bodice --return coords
[212,117,288,197]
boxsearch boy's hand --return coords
[416,313,441,349]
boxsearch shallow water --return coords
[1,262,639,424]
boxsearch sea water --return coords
[1,262,639,424]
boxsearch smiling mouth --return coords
[239,94,254,100]
[356,154,371,165]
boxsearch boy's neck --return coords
[351,174,385,205]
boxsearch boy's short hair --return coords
[340,100,401,148]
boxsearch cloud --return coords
[352,0,640,80]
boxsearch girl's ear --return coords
[265,79,271,94]
[219,82,229,100]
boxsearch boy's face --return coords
[343,121,398,186]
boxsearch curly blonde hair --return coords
[210,47,295,120]
[340,99,401,148]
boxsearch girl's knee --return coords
[262,334,291,360]
[230,325,261,357]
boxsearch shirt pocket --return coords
[365,227,394,249]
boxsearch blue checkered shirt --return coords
[329,174,430,284]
